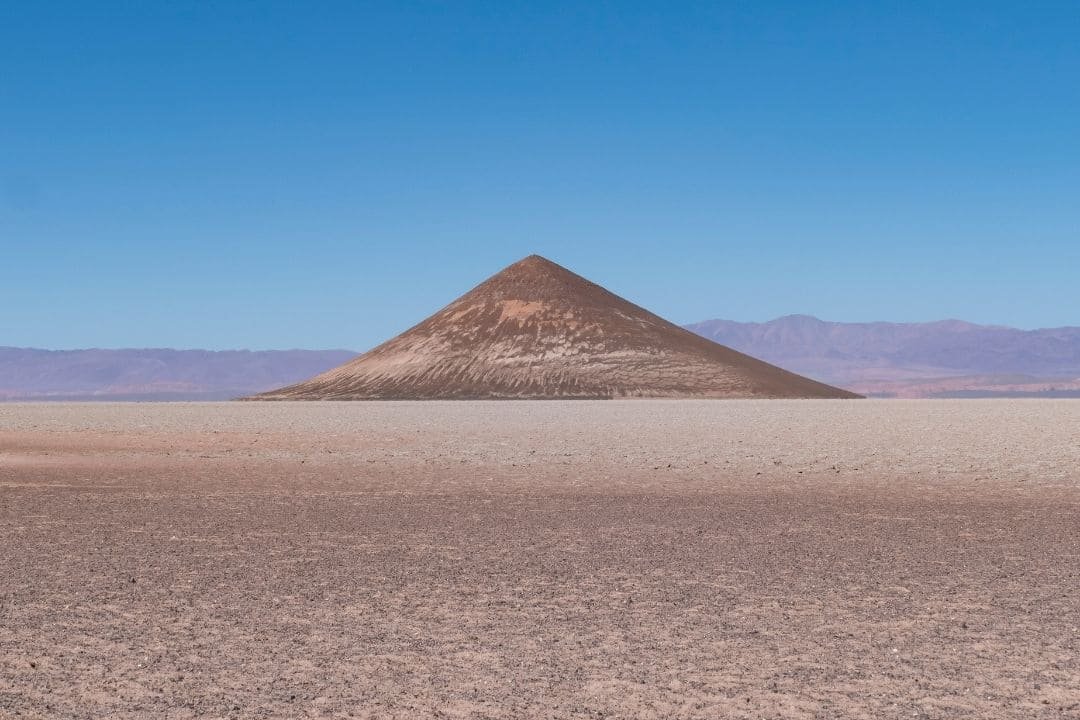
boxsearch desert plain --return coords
[1,400,1078,719]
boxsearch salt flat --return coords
[1,401,1078,718]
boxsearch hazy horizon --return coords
[4,312,1080,353]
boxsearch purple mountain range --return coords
[685,315,1080,397]
[0,348,356,401]
[3,316,1079,399]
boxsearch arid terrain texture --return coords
[1,400,1078,719]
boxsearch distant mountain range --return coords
[685,315,1080,398]
[3,315,1079,400]
[0,348,356,401]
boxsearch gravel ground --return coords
[1,400,1078,719]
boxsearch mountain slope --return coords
[252,256,859,400]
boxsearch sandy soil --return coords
[1,400,1078,719]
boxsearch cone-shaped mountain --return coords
[250,255,860,399]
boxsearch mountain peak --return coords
[511,253,560,269]
[250,259,859,400]
[774,314,826,325]
[479,255,593,293]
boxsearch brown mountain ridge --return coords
[250,255,859,400]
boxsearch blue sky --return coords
[2,1,1078,350]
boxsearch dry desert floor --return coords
[1,400,1078,719]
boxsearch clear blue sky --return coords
[3,1,1077,350]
